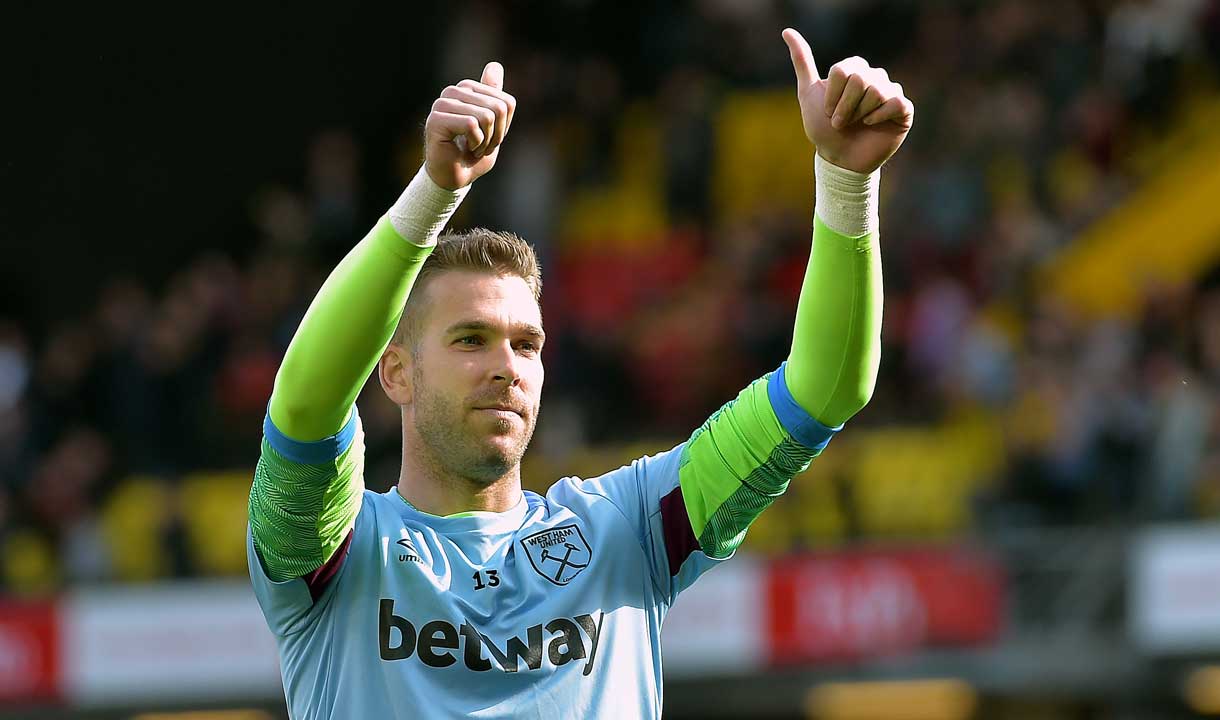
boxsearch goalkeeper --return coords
[247,29,913,720]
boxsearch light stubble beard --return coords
[411,367,538,487]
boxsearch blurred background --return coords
[3,0,1220,717]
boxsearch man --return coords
[247,28,912,719]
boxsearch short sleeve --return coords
[547,364,841,607]
[246,405,367,635]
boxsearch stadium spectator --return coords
[3,0,1219,593]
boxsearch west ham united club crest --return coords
[521,524,593,586]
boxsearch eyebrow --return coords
[444,320,546,341]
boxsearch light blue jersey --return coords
[248,367,838,719]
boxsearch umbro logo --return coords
[396,537,421,563]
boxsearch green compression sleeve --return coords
[250,217,431,582]
[268,216,432,440]
[785,216,882,427]
[678,372,820,558]
[676,215,881,558]
[249,421,367,581]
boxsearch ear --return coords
[378,342,414,406]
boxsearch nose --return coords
[488,339,522,387]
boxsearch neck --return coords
[397,432,523,517]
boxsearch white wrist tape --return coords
[814,154,880,236]
[388,166,471,247]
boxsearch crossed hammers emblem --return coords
[540,542,589,582]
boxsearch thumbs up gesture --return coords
[424,61,518,190]
[782,29,913,174]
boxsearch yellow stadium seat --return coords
[848,416,1003,538]
[1,529,59,595]
[712,91,811,224]
[1041,96,1220,318]
[181,471,255,577]
[558,101,668,250]
[101,476,173,582]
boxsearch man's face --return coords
[408,270,544,484]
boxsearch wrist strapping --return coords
[814,154,880,237]
[388,165,471,247]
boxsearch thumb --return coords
[781,28,819,88]
[481,61,505,89]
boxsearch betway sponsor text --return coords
[378,599,605,676]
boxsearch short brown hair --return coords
[393,228,542,349]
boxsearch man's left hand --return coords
[782,28,914,174]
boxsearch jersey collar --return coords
[390,487,530,535]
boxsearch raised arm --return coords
[249,62,517,582]
[271,61,516,439]
[782,28,913,427]
[666,32,914,571]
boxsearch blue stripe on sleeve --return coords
[767,361,842,452]
[263,405,358,464]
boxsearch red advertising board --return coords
[0,549,1004,708]
[0,600,60,703]
[766,548,1004,665]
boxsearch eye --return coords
[456,335,483,346]
[516,340,540,354]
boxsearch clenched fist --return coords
[424,61,517,191]
[782,28,913,174]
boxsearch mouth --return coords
[474,405,523,419]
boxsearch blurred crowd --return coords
[2,0,1220,592]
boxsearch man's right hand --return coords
[424,61,516,191]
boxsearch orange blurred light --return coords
[1185,666,1220,715]
[806,678,978,720]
